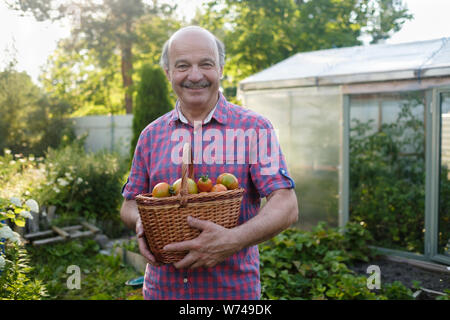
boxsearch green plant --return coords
[33,142,129,237]
[436,289,450,300]
[130,64,172,161]
[260,222,375,300]
[380,281,414,300]
[347,93,448,253]
[0,150,47,201]
[0,68,74,157]
[259,222,417,300]
[0,244,48,300]
[0,196,47,299]
[119,238,140,254]
[27,238,141,300]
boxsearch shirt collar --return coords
[169,92,229,126]
[177,103,216,125]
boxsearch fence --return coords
[72,114,133,156]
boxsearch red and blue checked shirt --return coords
[122,92,295,300]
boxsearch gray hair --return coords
[160,26,225,70]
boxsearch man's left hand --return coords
[162,216,241,269]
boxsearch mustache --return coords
[181,80,211,89]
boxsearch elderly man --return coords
[120,26,298,300]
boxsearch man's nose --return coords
[187,65,203,82]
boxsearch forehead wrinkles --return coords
[168,30,219,66]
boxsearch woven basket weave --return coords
[135,143,244,264]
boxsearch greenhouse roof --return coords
[239,37,450,91]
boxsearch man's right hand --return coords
[136,216,162,267]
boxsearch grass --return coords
[26,238,143,300]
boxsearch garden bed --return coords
[349,255,450,299]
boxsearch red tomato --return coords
[172,178,198,195]
[211,184,227,192]
[152,182,172,198]
[197,175,213,192]
[216,173,239,190]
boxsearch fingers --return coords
[173,253,197,269]
[136,216,221,268]
[187,216,214,231]
[173,252,219,269]
[136,217,162,267]
[137,235,161,266]
[163,238,198,252]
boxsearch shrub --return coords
[0,69,74,157]
[0,197,47,299]
[0,150,47,201]
[347,97,448,253]
[27,238,141,300]
[130,64,172,160]
[32,142,129,237]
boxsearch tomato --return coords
[197,175,213,192]
[211,184,227,192]
[216,173,239,190]
[172,178,198,195]
[152,182,173,198]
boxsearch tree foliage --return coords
[195,0,412,93]
[0,64,74,156]
[40,39,124,116]
[131,64,172,160]
[7,0,412,112]
[7,0,178,114]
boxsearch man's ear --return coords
[219,66,224,80]
[164,68,171,81]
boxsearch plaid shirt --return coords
[123,92,295,300]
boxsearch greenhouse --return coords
[238,37,450,265]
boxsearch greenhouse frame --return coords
[238,37,450,265]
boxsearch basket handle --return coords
[179,143,193,206]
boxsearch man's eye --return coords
[177,65,188,70]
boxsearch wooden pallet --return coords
[24,221,100,246]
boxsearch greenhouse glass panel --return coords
[244,86,341,230]
[243,90,292,161]
[439,92,450,256]
[289,87,341,230]
[349,91,426,254]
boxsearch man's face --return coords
[165,30,223,110]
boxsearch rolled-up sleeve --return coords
[122,130,150,200]
[249,120,295,198]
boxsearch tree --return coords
[7,0,177,114]
[130,64,172,160]
[364,0,412,44]
[0,69,39,154]
[39,39,124,116]
[0,66,74,156]
[194,0,412,96]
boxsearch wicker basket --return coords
[135,143,244,264]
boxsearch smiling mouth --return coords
[182,80,211,89]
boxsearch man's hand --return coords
[136,216,162,267]
[162,216,241,269]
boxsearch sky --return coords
[0,0,449,84]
